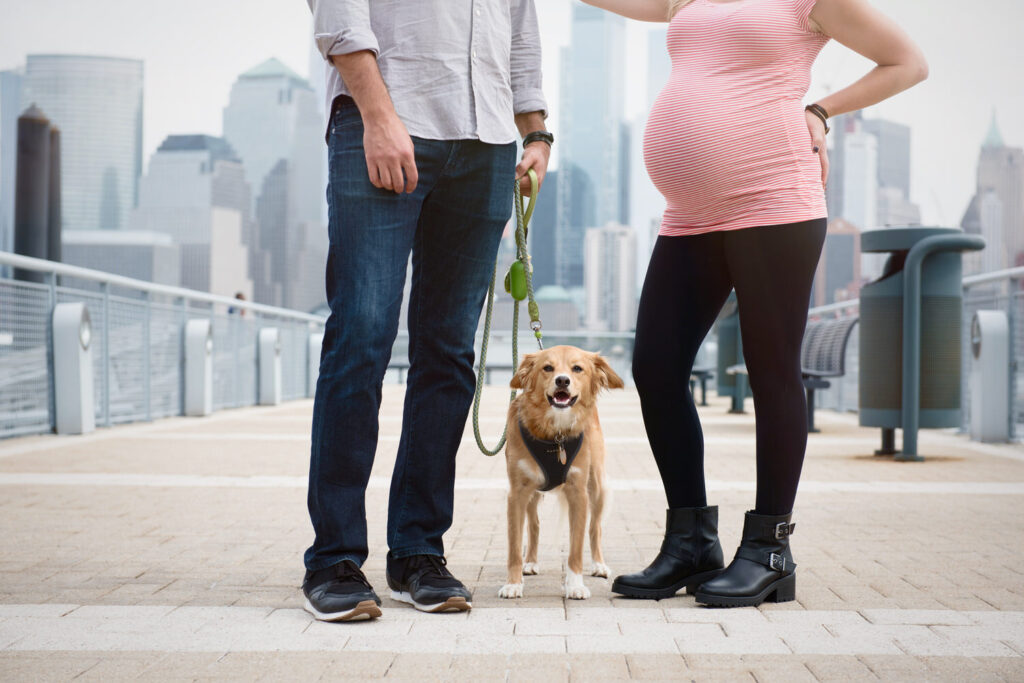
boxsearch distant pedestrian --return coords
[583,0,927,607]
[227,292,246,317]
[303,0,551,621]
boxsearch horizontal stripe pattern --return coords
[645,0,830,236]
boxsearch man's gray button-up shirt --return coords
[308,0,547,145]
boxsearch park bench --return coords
[726,316,859,432]
[689,367,714,406]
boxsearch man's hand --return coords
[332,50,418,194]
[514,111,550,197]
[516,142,550,197]
[363,113,418,194]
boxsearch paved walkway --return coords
[1,387,1023,681]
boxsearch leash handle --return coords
[517,168,538,229]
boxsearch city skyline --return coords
[1,0,1021,232]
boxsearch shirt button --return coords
[475,8,481,15]
[472,50,477,59]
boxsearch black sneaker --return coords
[386,553,472,613]
[302,560,382,622]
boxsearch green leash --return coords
[472,168,543,456]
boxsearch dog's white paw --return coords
[591,562,611,578]
[563,572,591,600]
[498,583,524,599]
[523,562,540,576]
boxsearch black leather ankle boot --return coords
[694,510,796,607]
[611,506,724,599]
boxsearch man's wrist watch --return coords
[523,130,554,148]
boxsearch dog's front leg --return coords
[523,491,541,575]
[499,488,529,598]
[563,480,591,599]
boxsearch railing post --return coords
[46,271,57,431]
[1009,278,1019,441]
[179,296,188,416]
[143,291,152,421]
[100,281,111,427]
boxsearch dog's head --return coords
[510,345,624,435]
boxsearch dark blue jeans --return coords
[305,99,517,571]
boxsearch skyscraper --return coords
[22,55,143,231]
[0,69,24,256]
[132,135,253,298]
[223,58,323,227]
[223,58,326,310]
[828,113,920,236]
[556,5,627,288]
[960,112,1024,272]
[584,223,637,332]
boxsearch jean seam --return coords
[389,229,425,553]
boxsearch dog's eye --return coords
[572,365,583,373]
[543,365,554,372]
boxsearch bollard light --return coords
[52,302,95,435]
[184,319,213,417]
[258,327,282,406]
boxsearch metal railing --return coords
[808,265,1023,440]
[0,252,325,439]
[3,248,1021,443]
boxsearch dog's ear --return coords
[511,353,537,390]
[592,353,624,390]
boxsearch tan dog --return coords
[498,346,624,600]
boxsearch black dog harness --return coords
[518,421,585,492]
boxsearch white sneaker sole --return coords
[303,597,382,622]
[390,590,472,613]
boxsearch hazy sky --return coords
[2,0,1022,226]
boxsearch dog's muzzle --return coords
[547,390,578,409]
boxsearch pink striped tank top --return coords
[644,0,830,236]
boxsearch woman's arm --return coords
[578,0,671,22]
[808,0,928,117]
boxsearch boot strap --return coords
[761,522,795,540]
[735,547,796,573]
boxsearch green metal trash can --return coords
[858,227,984,460]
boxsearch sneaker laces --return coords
[407,554,453,581]
[333,560,373,590]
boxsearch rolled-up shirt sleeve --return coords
[307,0,380,61]
[509,0,548,117]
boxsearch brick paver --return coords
[1,387,1023,680]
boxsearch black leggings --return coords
[632,219,827,515]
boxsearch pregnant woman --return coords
[581,0,927,606]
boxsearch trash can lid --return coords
[861,227,963,253]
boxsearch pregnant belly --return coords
[643,92,812,211]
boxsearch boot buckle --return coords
[774,522,794,540]
[769,553,786,572]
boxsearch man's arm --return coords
[308,0,417,194]
[510,0,550,195]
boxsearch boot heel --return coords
[684,568,725,595]
[766,573,796,603]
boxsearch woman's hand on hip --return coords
[805,111,829,190]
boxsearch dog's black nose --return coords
[555,375,570,389]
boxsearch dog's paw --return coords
[498,583,524,599]
[523,562,540,576]
[591,562,610,578]
[563,572,591,600]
